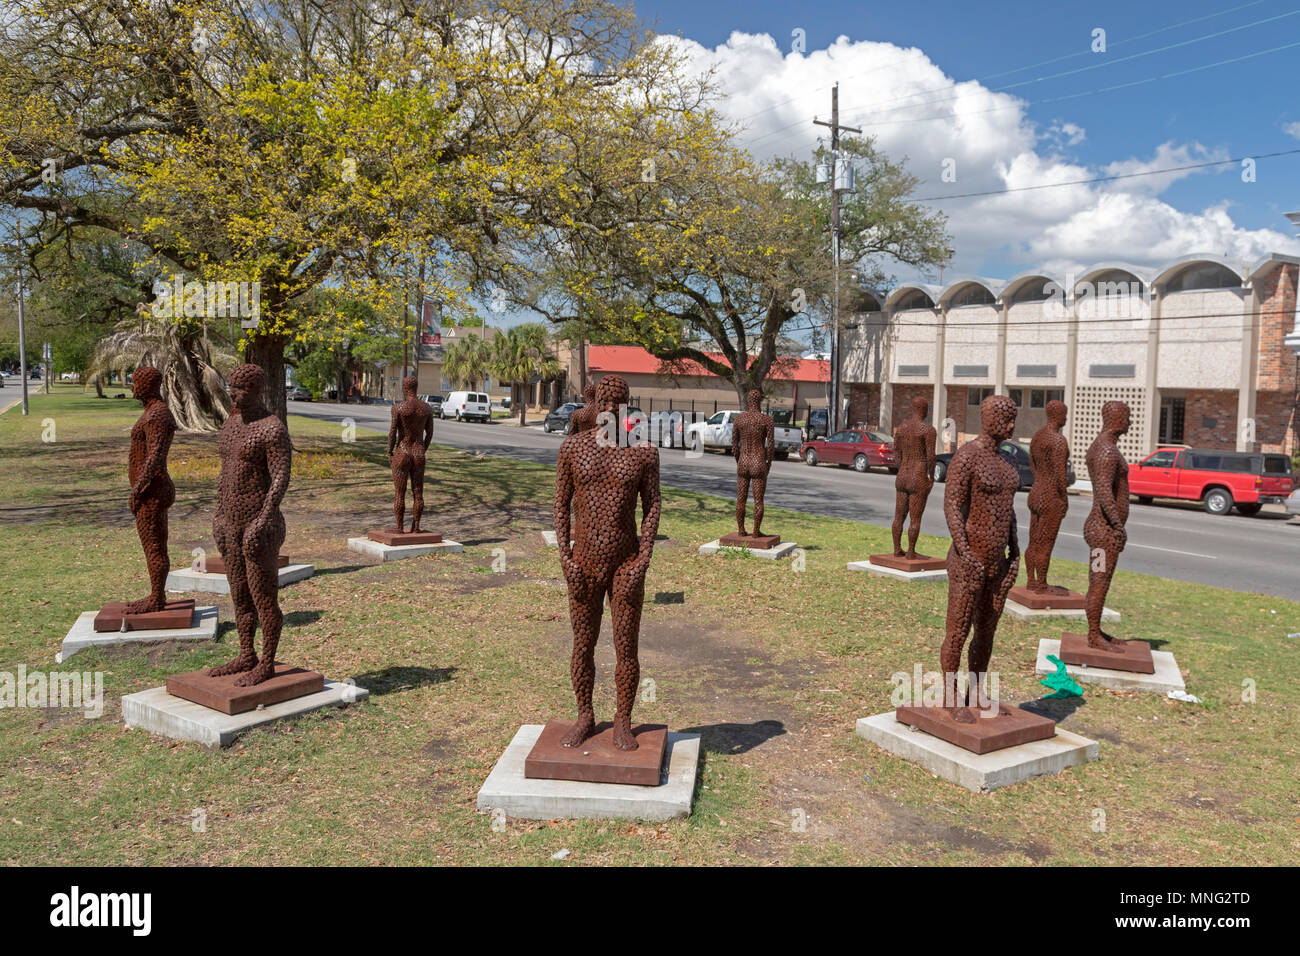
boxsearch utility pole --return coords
[17,256,29,415]
[814,83,860,434]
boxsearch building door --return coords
[1158,396,1185,445]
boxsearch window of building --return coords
[1009,388,1023,407]
[967,387,994,406]
[1165,263,1241,293]
[1158,396,1185,445]
[1007,279,1061,304]
[1029,388,1064,409]
[950,284,995,307]
[893,288,935,310]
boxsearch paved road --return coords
[290,400,1300,600]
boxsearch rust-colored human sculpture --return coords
[553,374,661,750]
[940,395,1020,722]
[568,381,598,435]
[208,364,292,687]
[1082,401,1131,651]
[730,389,775,538]
[386,375,434,534]
[1024,399,1070,593]
[891,395,938,558]
[122,366,177,613]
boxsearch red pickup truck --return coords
[1128,447,1295,516]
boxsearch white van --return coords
[442,390,491,422]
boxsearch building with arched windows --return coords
[839,253,1300,463]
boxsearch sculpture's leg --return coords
[905,486,928,559]
[891,490,908,556]
[235,517,285,687]
[967,585,999,712]
[1033,505,1066,593]
[390,451,408,533]
[409,445,427,533]
[609,557,646,751]
[939,565,978,723]
[122,497,169,614]
[750,474,767,538]
[1024,511,1044,590]
[1084,539,1122,651]
[561,565,605,748]
[735,474,750,535]
[208,525,258,677]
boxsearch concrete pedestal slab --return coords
[847,559,947,581]
[699,539,799,560]
[347,537,463,562]
[856,711,1098,793]
[1006,600,1119,622]
[60,605,220,661]
[122,677,367,747]
[1035,638,1185,694]
[476,724,700,821]
[165,563,315,595]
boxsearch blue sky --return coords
[634,0,1300,280]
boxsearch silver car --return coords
[1286,487,1300,516]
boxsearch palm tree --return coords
[441,335,492,390]
[85,309,236,431]
[490,324,562,426]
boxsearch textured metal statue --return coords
[940,394,1020,722]
[568,381,598,435]
[386,375,434,534]
[1024,399,1071,594]
[727,388,776,543]
[123,367,178,614]
[891,395,938,559]
[1081,400,1130,651]
[208,364,292,687]
[553,374,661,750]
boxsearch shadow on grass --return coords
[1020,695,1087,721]
[680,719,786,756]
[354,665,456,696]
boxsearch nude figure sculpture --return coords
[552,374,661,750]
[208,364,292,687]
[567,381,598,435]
[122,366,177,614]
[939,395,1021,722]
[1024,400,1071,594]
[891,395,938,559]
[386,375,435,534]
[729,389,775,541]
[1081,401,1131,651]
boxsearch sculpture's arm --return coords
[387,405,399,457]
[553,440,575,565]
[1094,447,1124,528]
[944,452,974,559]
[422,409,434,448]
[764,418,775,467]
[261,420,292,519]
[135,407,175,496]
[1052,438,1070,498]
[730,415,740,459]
[635,448,662,571]
[923,425,937,484]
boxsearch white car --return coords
[441,390,491,422]
[1286,486,1300,517]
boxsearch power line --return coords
[907,147,1300,202]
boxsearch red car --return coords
[1128,446,1294,516]
[800,429,898,473]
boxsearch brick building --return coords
[839,253,1300,464]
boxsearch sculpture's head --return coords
[912,395,929,419]
[132,366,162,402]
[402,374,418,397]
[1046,399,1067,427]
[746,388,762,411]
[228,363,267,412]
[583,381,596,403]
[595,374,629,413]
[980,394,1017,442]
[1101,400,1130,436]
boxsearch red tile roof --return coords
[587,345,829,383]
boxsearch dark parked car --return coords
[649,410,709,448]
[543,402,583,434]
[934,439,1075,488]
[419,394,444,416]
[287,385,312,401]
[804,407,829,441]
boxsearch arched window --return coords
[949,284,995,307]
[1081,270,1144,298]
[893,288,935,310]
[1164,263,1241,293]
[1007,278,1062,304]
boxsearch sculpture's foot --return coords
[234,659,275,687]
[904,550,919,560]
[120,595,165,615]
[208,653,257,677]
[560,716,596,748]
[611,717,639,752]
[949,706,976,724]
[1086,630,1125,653]
[893,549,906,558]
[384,526,407,535]
[1035,583,1071,595]
[409,523,422,534]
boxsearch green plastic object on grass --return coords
[1039,654,1084,698]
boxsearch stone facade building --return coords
[839,253,1300,464]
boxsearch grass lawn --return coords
[1,385,1296,865]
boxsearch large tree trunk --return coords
[246,333,289,423]
[517,383,526,427]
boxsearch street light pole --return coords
[17,256,29,415]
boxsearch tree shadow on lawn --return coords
[1019,695,1087,721]
[353,665,456,697]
